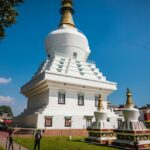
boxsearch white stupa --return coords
[86,95,116,144]
[114,89,150,149]
[14,0,118,136]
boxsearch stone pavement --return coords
[0,131,28,150]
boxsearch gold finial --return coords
[125,88,134,108]
[98,94,103,111]
[59,0,75,27]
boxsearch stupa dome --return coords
[123,107,140,121]
[94,110,107,122]
[45,25,90,61]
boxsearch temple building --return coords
[139,105,150,129]
[86,95,116,144]
[114,89,150,149]
[14,0,118,135]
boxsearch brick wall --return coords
[44,129,88,136]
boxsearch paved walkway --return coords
[0,131,28,150]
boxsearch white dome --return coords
[45,25,91,61]
[94,110,107,122]
[123,107,140,121]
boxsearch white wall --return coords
[15,114,38,128]
[44,89,107,115]
[139,110,144,121]
[36,88,109,129]
[18,87,118,130]
[37,114,87,129]
[27,89,49,110]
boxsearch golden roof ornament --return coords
[59,0,75,27]
[125,88,134,108]
[98,94,103,111]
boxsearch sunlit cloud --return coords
[0,96,14,105]
[0,77,12,84]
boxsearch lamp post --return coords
[69,120,72,140]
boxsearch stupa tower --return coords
[14,0,117,136]
[114,89,150,149]
[45,0,90,62]
[86,95,116,144]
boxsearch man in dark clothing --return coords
[34,130,42,150]
[8,129,14,150]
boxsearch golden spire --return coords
[59,0,75,27]
[125,88,134,108]
[98,94,103,111]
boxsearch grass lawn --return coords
[14,136,119,150]
[0,146,4,150]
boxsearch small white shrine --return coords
[114,89,150,149]
[86,95,116,144]
[14,0,118,135]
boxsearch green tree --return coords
[0,105,13,116]
[0,0,23,39]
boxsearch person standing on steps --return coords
[34,129,42,150]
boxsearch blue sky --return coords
[0,0,150,115]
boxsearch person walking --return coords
[34,129,42,150]
[8,129,14,150]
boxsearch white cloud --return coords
[0,96,14,105]
[0,77,12,84]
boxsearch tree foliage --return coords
[0,105,13,116]
[0,0,23,39]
